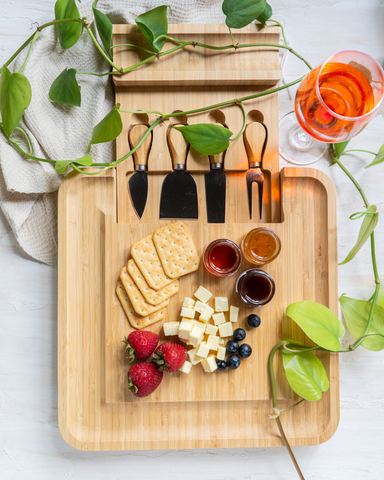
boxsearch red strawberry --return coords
[123,331,159,362]
[152,342,188,372]
[128,363,163,398]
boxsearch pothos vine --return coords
[1,1,383,479]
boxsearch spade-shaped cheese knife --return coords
[244,122,267,220]
[204,123,227,223]
[128,124,152,219]
[159,126,198,219]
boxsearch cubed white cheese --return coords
[199,305,214,323]
[195,301,208,314]
[180,307,195,319]
[163,322,180,336]
[219,338,225,344]
[215,297,229,312]
[205,323,218,336]
[216,346,226,361]
[194,286,213,304]
[213,312,226,326]
[188,348,204,365]
[179,319,193,335]
[207,335,220,351]
[189,325,205,347]
[183,297,196,308]
[230,305,239,323]
[197,341,210,358]
[218,321,233,338]
[201,355,218,373]
[179,360,192,374]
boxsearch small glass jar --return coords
[203,239,242,277]
[241,227,281,266]
[236,269,275,307]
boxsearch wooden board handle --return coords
[209,123,226,168]
[168,126,189,169]
[128,124,151,170]
[244,122,266,167]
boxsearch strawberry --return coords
[152,342,188,372]
[123,331,159,362]
[128,363,163,398]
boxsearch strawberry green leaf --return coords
[0,65,32,137]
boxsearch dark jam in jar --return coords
[204,239,242,277]
[236,269,275,306]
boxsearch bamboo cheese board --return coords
[58,24,339,450]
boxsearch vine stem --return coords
[268,19,289,46]
[344,149,376,156]
[84,22,121,72]
[18,30,40,74]
[229,102,247,142]
[268,342,306,480]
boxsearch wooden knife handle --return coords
[243,122,266,167]
[209,123,226,168]
[128,124,152,170]
[168,126,189,169]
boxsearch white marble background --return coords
[1,1,384,479]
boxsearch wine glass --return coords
[279,51,384,165]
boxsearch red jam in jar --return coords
[204,239,242,277]
[236,269,275,306]
[241,227,281,266]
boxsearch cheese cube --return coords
[230,305,239,323]
[197,341,210,358]
[189,325,205,346]
[179,360,192,374]
[194,286,213,304]
[215,297,229,312]
[183,297,196,308]
[199,305,214,323]
[163,322,180,336]
[216,346,226,360]
[207,335,220,351]
[205,323,218,336]
[188,348,204,365]
[218,322,233,338]
[195,301,208,314]
[219,338,225,345]
[213,312,226,326]
[201,355,218,373]
[179,319,193,334]
[180,307,195,319]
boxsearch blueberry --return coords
[247,314,261,328]
[233,328,246,341]
[239,344,252,358]
[217,360,227,371]
[227,355,241,370]
[226,340,239,354]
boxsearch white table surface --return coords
[1,1,384,479]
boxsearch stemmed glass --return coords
[279,51,384,165]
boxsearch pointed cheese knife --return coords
[128,124,152,219]
[159,126,198,219]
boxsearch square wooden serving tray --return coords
[58,24,339,450]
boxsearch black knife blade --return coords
[128,124,152,219]
[159,126,198,219]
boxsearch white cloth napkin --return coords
[0,0,226,266]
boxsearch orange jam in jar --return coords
[241,227,281,266]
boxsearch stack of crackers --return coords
[116,221,200,329]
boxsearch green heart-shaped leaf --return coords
[286,301,345,351]
[222,0,267,29]
[256,2,272,25]
[93,0,113,58]
[135,5,171,53]
[0,65,32,137]
[340,295,384,351]
[334,140,350,159]
[282,350,329,401]
[366,143,384,168]
[174,124,233,156]
[49,68,81,107]
[88,104,122,152]
[339,204,379,265]
[55,154,93,174]
[55,0,83,50]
